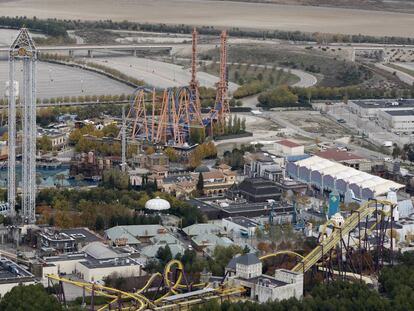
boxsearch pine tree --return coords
[197,172,204,194]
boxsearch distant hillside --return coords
[211,0,414,14]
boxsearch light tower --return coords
[8,28,37,223]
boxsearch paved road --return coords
[88,57,239,91]
[0,61,133,99]
[375,63,414,86]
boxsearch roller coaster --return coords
[48,258,245,311]
[124,29,229,146]
[48,199,395,310]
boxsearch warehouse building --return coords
[377,109,414,134]
[348,99,414,119]
[287,155,404,200]
[42,242,144,283]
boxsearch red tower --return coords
[215,30,229,133]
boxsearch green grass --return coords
[204,63,299,86]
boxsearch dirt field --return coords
[211,0,414,14]
[0,0,413,37]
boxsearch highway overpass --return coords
[0,44,173,57]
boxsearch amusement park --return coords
[0,12,414,311]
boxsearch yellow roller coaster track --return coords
[47,200,394,310]
[290,199,394,273]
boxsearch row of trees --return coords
[257,84,414,108]
[258,86,300,108]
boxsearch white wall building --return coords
[273,140,304,157]
[222,217,258,237]
[378,109,414,134]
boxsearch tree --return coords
[37,136,52,152]
[0,284,62,311]
[145,146,155,155]
[392,144,401,159]
[156,245,172,266]
[164,147,178,162]
[197,172,204,194]
[95,215,105,231]
[258,85,299,108]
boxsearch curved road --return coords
[88,57,239,91]
[240,66,317,109]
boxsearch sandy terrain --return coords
[0,0,413,37]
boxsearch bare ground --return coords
[0,0,413,37]
[210,0,414,14]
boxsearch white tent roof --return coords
[295,156,404,196]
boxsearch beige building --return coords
[274,140,304,156]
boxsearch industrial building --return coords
[287,155,404,200]
[38,227,102,255]
[377,109,414,134]
[42,242,144,283]
[348,99,414,119]
[0,257,36,296]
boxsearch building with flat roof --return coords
[43,242,144,283]
[230,178,282,203]
[273,140,304,157]
[189,197,293,221]
[348,99,414,119]
[244,152,283,182]
[378,109,414,134]
[0,257,36,296]
[315,148,372,172]
[222,216,259,237]
[38,228,102,255]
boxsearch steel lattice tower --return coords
[8,28,37,223]
[121,105,127,172]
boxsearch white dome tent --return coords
[145,196,171,211]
